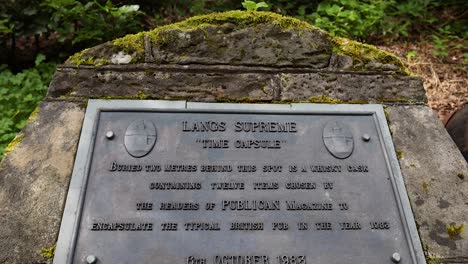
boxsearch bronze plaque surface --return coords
[54,101,425,264]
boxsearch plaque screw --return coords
[105,131,114,140]
[86,255,97,264]
[362,134,371,142]
[391,252,401,263]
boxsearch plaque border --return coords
[53,100,426,264]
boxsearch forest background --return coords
[0,0,467,158]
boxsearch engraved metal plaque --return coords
[55,101,426,264]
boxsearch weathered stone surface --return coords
[148,24,331,68]
[48,65,279,101]
[48,65,426,103]
[280,72,425,102]
[387,105,468,262]
[0,101,85,263]
[66,11,409,75]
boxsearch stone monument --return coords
[0,11,466,264]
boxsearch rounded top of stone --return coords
[66,11,409,75]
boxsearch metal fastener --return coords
[105,131,114,140]
[362,134,371,142]
[391,252,401,263]
[86,255,97,264]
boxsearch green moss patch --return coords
[40,244,56,259]
[27,107,40,123]
[447,223,465,239]
[67,49,94,66]
[396,150,404,160]
[308,95,342,104]
[4,133,24,155]
[331,37,410,75]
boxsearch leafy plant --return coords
[0,54,56,159]
[308,0,391,40]
[242,0,269,11]
[43,0,143,46]
[406,50,417,59]
[432,35,449,57]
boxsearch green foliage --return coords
[406,51,418,59]
[309,0,390,40]
[242,1,269,11]
[44,0,144,46]
[0,0,50,37]
[0,55,56,159]
[432,35,449,57]
[288,0,467,42]
[384,0,467,40]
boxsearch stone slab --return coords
[280,72,425,103]
[147,24,331,68]
[0,101,85,263]
[48,65,426,104]
[55,101,425,264]
[387,105,468,263]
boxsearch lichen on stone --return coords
[379,98,415,103]
[136,91,151,100]
[396,150,404,160]
[215,97,268,104]
[447,223,465,239]
[457,173,465,180]
[426,258,443,264]
[27,106,40,123]
[422,181,429,194]
[40,244,56,259]
[308,95,342,104]
[4,133,24,155]
[383,108,392,127]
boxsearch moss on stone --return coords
[396,150,404,160]
[379,98,415,103]
[136,91,151,100]
[330,37,410,75]
[67,49,95,66]
[447,223,464,239]
[89,92,186,101]
[426,258,442,264]
[40,244,55,259]
[80,100,89,109]
[94,58,112,67]
[215,97,269,104]
[66,10,409,75]
[384,108,391,125]
[308,95,342,104]
[27,107,40,123]
[114,11,315,54]
[457,173,465,180]
[4,133,24,155]
[422,181,429,194]
[346,100,369,104]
